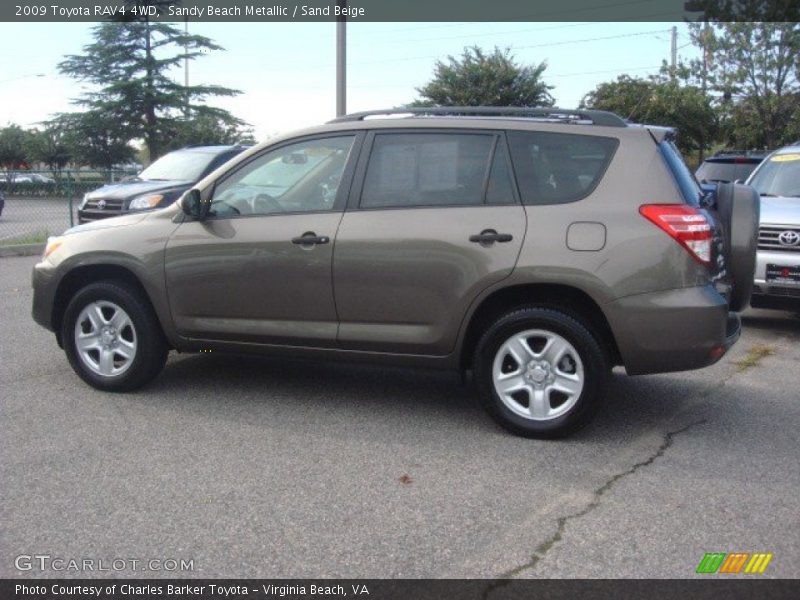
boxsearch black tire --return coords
[473,307,609,438]
[715,182,759,312]
[62,280,168,392]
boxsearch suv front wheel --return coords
[474,307,609,438]
[62,281,168,392]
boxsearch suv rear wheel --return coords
[62,281,168,392]
[473,307,609,438]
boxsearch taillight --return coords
[639,204,713,265]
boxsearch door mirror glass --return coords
[181,189,209,220]
[282,152,308,165]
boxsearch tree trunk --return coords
[144,17,159,163]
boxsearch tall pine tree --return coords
[59,7,243,161]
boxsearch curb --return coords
[0,243,45,257]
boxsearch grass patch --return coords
[733,344,776,372]
[0,229,49,247]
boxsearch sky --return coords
[0,20,701,141]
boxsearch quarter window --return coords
[486,141,516,205]
[507,131,618,204]
[360,133,497,208]
[210,136,354,217]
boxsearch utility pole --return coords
[670,25,677,80]
[336,1,346,117]
[184,15,190,116]
[699,21,710,161]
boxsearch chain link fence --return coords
[0,169,136,250]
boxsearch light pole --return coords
[336,1,346,117]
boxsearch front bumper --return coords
[77,208,125,223]
[605,284,741,376]
[752,248,800,308]
[31,260,59,332]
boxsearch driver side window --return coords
[210,136,355,217]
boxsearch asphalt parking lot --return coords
[1,254,798,580]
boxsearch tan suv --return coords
[32,107,759,437]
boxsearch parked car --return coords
[14,172,55,184]
[1,172,54,183]
[745,144,800,311]
[696,150,768,184]
[0,171,56,194]
[32,107,759,438]
[77,145,249,223]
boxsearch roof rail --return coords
[328,106,627,128]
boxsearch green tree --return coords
[0,125,32,181]
[53,112,137,170]
[580,75,652,121]
[414,46,554,107]
[26,122,73,176]
[163,113,256,152]
[58,7,244,162]
[684,21,800,149]
[581,74,718,156]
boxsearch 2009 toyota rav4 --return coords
[32,107,759,438]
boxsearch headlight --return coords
[129,194,164,211]
[80,193,89,209]
[43,236,63,259]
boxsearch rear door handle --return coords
[469,229,513,244]
[292,233,330,245]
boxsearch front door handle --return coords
[469,229,513,244]
[292,232,330,245]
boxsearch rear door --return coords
[332,129,526,355]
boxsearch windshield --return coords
[747,152,800,197]
[138,150,219,182]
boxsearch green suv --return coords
[31,107,759,438]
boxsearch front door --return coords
[165,134,359,347]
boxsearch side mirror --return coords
[181,189,210,220]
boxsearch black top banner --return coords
[2,0,799,22]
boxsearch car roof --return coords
[247,113,663,157]
[703,155,765,163]
[174,145,247,154]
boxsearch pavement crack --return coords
[483,418,706,598]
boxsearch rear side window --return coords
[360,133,497,208]
[659,140,702,206]
[507,131,618,205]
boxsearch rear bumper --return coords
[605,284,740,376]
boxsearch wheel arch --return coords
[458,283,621,371]
[52,264,170,349]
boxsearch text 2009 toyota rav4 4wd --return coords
[32,107,759,438]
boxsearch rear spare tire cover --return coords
[715,182,759,312]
